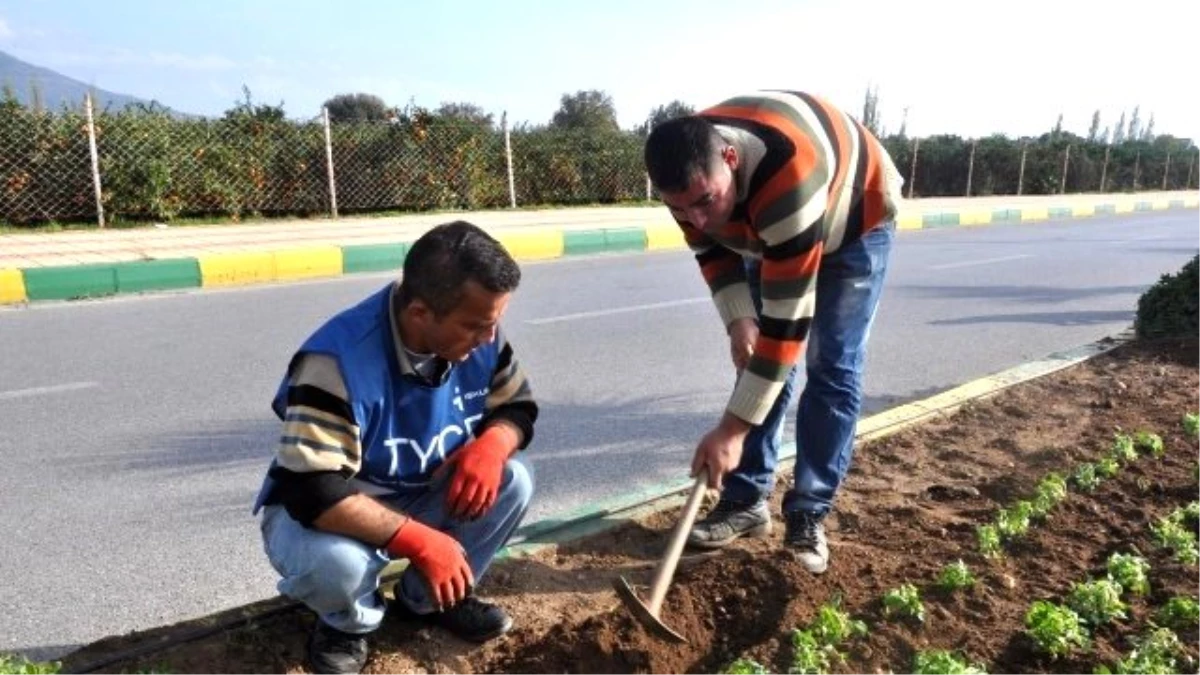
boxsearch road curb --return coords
[61,330,1135,673]
[2,195,1196,306]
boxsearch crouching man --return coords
[252,221,538,673]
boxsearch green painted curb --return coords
[1049,206,1073,219]
[1170,199,1184,208]
[991,208,1019,222]
[1096,203,1116,214]
[341,243,408,274]
[562,230,607,256]
[922,212,959,228]
[603,227,648,253]
[1135,201,1153,211]
[564,228,648,256]
[22,264,118,301]
[114,258,202,294]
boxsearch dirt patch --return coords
[65,338,1200,674]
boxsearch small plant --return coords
[1025,600,1089,658]
[977,524,1003,558]
[1155,596,1199,630]
[808,599,867,646]
[0,654,61,675]
[789,628,838,674]
[882,583,925,623]
[1109,628,1187,674]
[1105,553,1150,596]
[995,501,1033,540]
[1095,456,1121,479]
[1072,463,1102,492]
[1183,501,1200,524]
[911,650,987,675]
[1065,578,1128,626]
[1031,473,1068,517]
[723,658,768,674]
[937,560,976,592]
[1133,431,1165,458]
[1151,511,1200,565]
[1110,433,1138,464]
[1183,412,1199,439]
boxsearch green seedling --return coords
[1110,628,1187,675]
[1183,412,1199,439]
[911,650,988,675]
[0,654,61,674]
[1031,473,1068,517]
[789,628,838,675]
[722,658,768,674]
[882,583,925,623]
[977,524,1003,558]
[1025,600,1089,659]
[937,559,976,592]
[1151,513,1200,565]
[1183,501,1200,523]
[1095,456,1121,479]
[1133,431,1165,458]
[1065,578,1127,626]
[1105,553,1150,596]
[1155,596,1199,630]
[808,599,867,646]
[1110,433,1138,464]
[1072,463,1101,492]
[995,501,1033,540]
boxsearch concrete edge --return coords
[61,329,1136,671]
[2,196,1197,306]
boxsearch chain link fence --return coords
[0,95,1196,227]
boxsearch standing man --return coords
[252,221,538,673]
[643,90,901,574]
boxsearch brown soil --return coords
[64,338,1200,674]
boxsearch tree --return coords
[638,100,695,136]
[861,85,881,135]
[550,90,619,132]
[225,85,285,123]
[1128,106,1142,142]
[1113,111,1127,144]
[1052,113,1064,139]
[1142,113,1155,141]
[1088,110,1101,142]
[436,102,494,128]
[898,106,909,138]
[323,92,391,122]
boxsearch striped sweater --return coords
[683,90,903,425]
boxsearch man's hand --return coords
[691,413,752,491]
[728,317,759,371]
[435,424,517,520]
[385,517,473,611]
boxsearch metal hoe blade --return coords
[613,575,688,644]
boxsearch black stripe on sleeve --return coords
[286,384,354,423]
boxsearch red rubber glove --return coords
[385,517,473,611]
[436,425,514,520]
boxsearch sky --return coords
[0,0,1197,140]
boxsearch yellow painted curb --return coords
[495,228,564,260]
[1020,207,1049,222]
[645,222,687,250]
[1072,204,1095,217]
[199,251,277,287]
[1115,200,1135,214]
[959,208,992,226]
[1184,197,1199,208]
[274,246,343,281]
[0,268,27,304]
[1152,199,1171,211]
[896,211,923,230]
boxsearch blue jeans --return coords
[259,458,533,634]
[722,221,895,515]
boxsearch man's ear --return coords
[722,144,739,171]
[404,298,434,325]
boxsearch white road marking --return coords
[528,297,710,325]
[0,382,100,401]
[930,254,1035,271]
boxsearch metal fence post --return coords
[84,93,106,228]
[1162,151,1171,190]
[1133,150,1140,190]
[907,138,919,199]
[503,112,516,208]
[1100,145,1110,192]
[645,173,652,201]
[1017,142,1027,196]
[965,139,976,196]
[322,107,338,219]
[1187,152,1196,190]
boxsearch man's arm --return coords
[678,221,758,330]
[480,327,538,451]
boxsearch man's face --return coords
[658,146,739,232]
[420,281,511,362]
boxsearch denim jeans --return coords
[259,458,534,634]
[721,220,895,516]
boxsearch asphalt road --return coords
[0,210,1195,659]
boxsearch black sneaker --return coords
[686,498,772,550]
[784,510,829,574]
[307,621,369,674]
[393,595,513,643]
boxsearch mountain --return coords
[0,49,169,113]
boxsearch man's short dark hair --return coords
[643,116,726,193]
[397,221,520,316]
